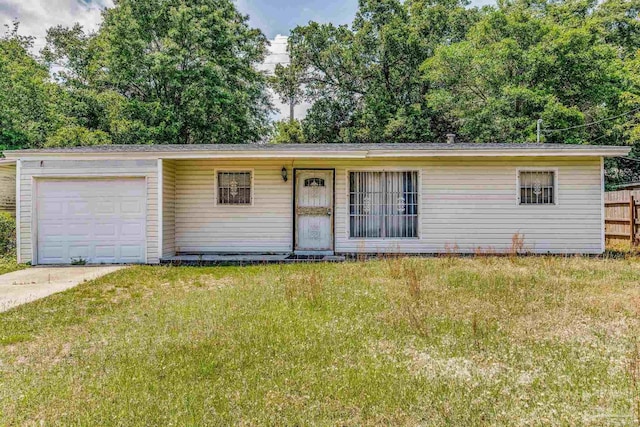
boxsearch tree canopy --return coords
[2,0,271,149]
[2,0,640,185]
[270,0,640,152]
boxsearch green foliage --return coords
[0,22,71,149]
[44,0,273,145]
[425,3,627,143]
[0,212,16,256]
[288,0,480,143]
[285,0,640,151]
[45,125,112,147]
[270,119,305,144]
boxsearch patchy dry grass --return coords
[0,257,24,276]
[0,257,639,425]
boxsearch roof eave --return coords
[368,147,631,158]
[1,146,631,160]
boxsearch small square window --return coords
[217,171,251,205]
[519,171,555,205]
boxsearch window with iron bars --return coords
[217,171,252,205]
[349,171,419,238]
[519,171,555,205]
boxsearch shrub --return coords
[0,212,16,256]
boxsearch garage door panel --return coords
[121,222,145,239]
[39,244,66,264]
[120,199,145,215]
[68,245,91,260]
[95,201,117,215]
[38,222,66,239]
[94,223,118,238]
[120,245,144,260]
[37,178,147,265]
[40,201,64,217]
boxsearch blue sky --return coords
[236,0,496,38]
[236,0,359,38]
[1,0,496,48]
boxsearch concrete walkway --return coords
[0,266,125,312]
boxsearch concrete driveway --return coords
[0,266,126,312]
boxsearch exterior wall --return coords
[172,156,603,255]
[162,160,176,257]
[19,159,159,264]
[174,159,292,253]
[0,163,16,216]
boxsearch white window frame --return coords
[515,167,559,206]
[214,168,254,207]
[345,167,421,240]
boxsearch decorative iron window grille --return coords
[349,171,419,238]
[304,178,325,187]
[519,171,555,205]
[217,171,252,205]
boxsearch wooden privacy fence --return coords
[605,190,640,245]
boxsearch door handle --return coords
[326,208,332,216]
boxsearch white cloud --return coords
[0,0,113,53]
[259,35,312,122]
[0,1,308,121]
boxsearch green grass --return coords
[0,257,24,275]
[0,257,639,425]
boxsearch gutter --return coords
[1,146,631,160]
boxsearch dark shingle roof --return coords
[3,142,628,154]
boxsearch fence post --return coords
[632,195,637,246]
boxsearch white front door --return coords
[36,178,147,265]
[295,170,334,252]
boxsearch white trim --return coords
[515,167,559,207]
[158,159,163,259]
[15,160,21,264]
[2,147,631,161]
[345,168,422,241]
[601,156,605,253]
[213,168,255,207]
[31,176,36,264]
[144,176,149,264]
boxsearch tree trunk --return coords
[289,99,295,122]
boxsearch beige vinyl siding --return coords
[0,163,16,216]
[19,159,159,264]
[172,156,603,255]
[334,157,602,254]
[174,160,292,253]
[162,160,176,257]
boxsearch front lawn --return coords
[0,257,639,425]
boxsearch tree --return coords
[43,0,273,145]
[269,63,306,122]
[424,0,632,144]
[0,22,68,149]
[287,0,480,143]
[270,119,305,144]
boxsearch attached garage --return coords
[36,178,147,265]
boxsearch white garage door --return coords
[37,178,146,265]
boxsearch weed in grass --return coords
[284,268,323,305]
[629,338,640,424]
[0,334,31,345]
[510,232,526,256]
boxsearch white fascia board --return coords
[367,147,631,158]
[3,146,631,160]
